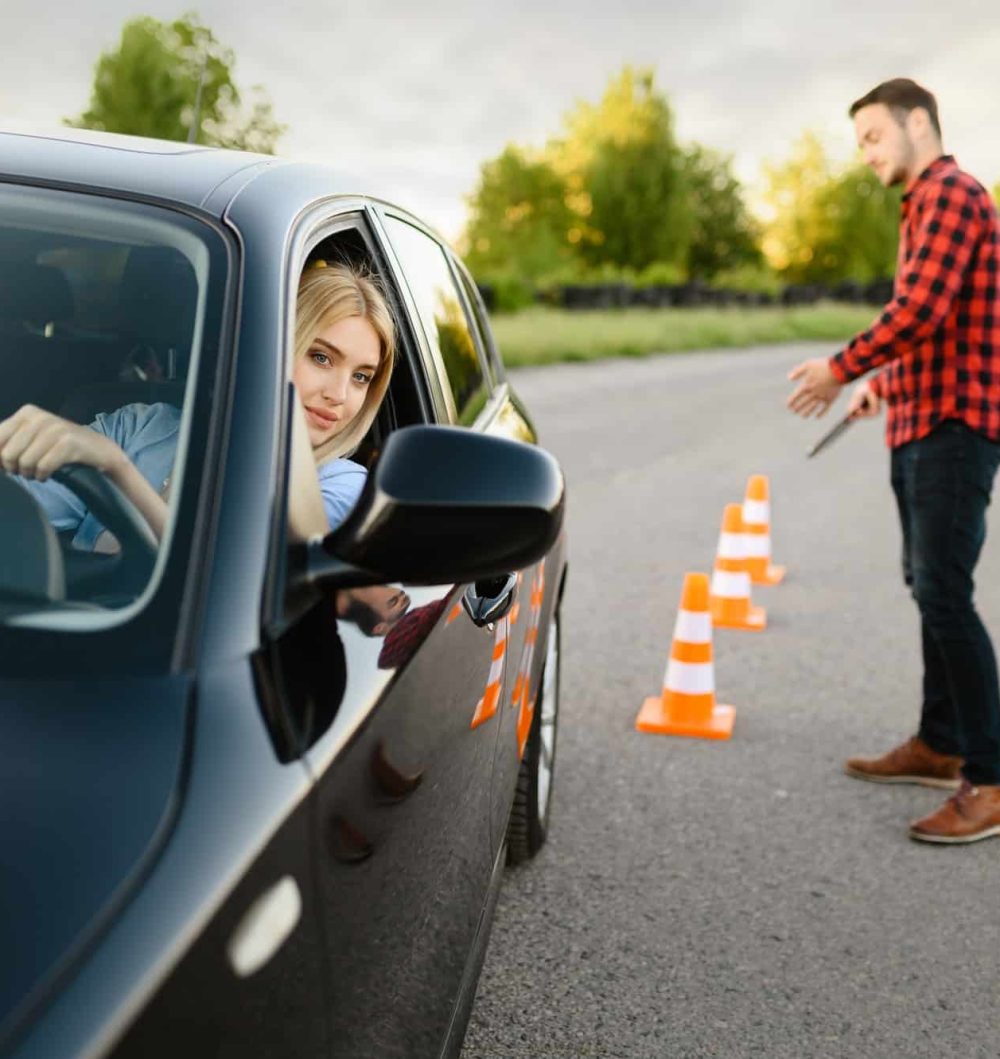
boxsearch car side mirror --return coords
[290,425,565,589]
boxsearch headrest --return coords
[0,475,66,602]
[0,264,75,330]
[118,247,198,373]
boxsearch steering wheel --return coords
[52,463,158,591]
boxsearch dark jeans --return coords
[891,420,1000,784]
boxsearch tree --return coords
[681,145,761,279]
[810,165,900,282]
[553,67,691,272]
[462,65,765,285]
[761,132,833,279]
[762,132,898,284]
[463,146,577,282]
[67,13,284,154]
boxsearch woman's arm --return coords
[318,458,368,530]
[0,404,169,540]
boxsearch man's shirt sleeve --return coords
[829,181,981,382]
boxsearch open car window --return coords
[0,183,224,633]
[282,220,431,549]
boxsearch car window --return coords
[0,182,225,636]
[452,257,505,388]
[383,217,491,426]
[281,221,429,550]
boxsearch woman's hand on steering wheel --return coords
[0,404,127,482]
[0,404,168,541]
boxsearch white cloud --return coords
[2,0,999,239]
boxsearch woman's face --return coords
[294,313,381,449]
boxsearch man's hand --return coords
[786,358,843,418]
[846,380,881,419]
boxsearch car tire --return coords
[506,607,560,865]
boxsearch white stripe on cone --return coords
[673,608,713,643]
[710,569,751,599]
[664,658,715,695]
[743,499,770,526]
[743,533,771,557]
[716,532,746,559]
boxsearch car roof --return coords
[0,126,454,253]
[0,127,300,216]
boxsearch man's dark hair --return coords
[849,79,942,139]
[340,597,383,637]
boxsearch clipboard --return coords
[806,413,855,458]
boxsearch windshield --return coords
[0,183,230,668]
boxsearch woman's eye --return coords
[310,351,330,366]
[353,372,373,385]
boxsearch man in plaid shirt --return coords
[787,79,1000,844]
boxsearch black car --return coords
[0,129,567,1059]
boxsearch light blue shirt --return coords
[20,402,367,549]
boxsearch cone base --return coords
[636,697,736,740]
[751,564,786,586]
[712,604,767,631]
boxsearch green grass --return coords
[490,302,878,368]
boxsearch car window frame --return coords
[373,206,496,428]
[261,200,440,634]
[447,250,507,389]
[0,181,239,677]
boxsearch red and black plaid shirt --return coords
[829,155,1000,448]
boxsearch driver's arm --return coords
[0,404,169,542]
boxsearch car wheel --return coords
[506,607,559,865]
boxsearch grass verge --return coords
[491,302,878,368]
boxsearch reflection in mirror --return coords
[336,584,411,638]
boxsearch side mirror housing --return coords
[291,425,565,588]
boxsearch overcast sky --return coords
[3,0,999,239]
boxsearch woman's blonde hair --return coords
[294,260,396,463]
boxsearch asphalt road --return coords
[461,343,1000,1059]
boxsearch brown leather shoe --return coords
[909,781,1000,844]
[844,735,963,789]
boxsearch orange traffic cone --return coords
[710,503,766,631]
[636,572,735,740]
[470,619,507,729]
[742,474,785,585]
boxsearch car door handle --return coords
[462,573,517,627]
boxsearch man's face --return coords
[853,103,915,187]
[350,585,412,634]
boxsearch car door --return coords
[259,211,502,1058]
[1,193,331,1059]
[443,249,548,845]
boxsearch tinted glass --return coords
[454,260,504,388]
[384,218,490,426]
[0,183,225,646]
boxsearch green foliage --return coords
[763,133,898,283]
[682,146,762,279]
[477,273,536,313]
[634,261,687,287]
[707,263,781,295]
[463,146,577,282]
[464,66,767,289]
[993,183,1000,211]
[761,132,831,278]
[67,12,284,153]
[583,123,690,271]
[810,165,900,282]
[559,68,691,272]
[491,304,878,367]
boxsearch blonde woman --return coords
[0,261,395,547]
